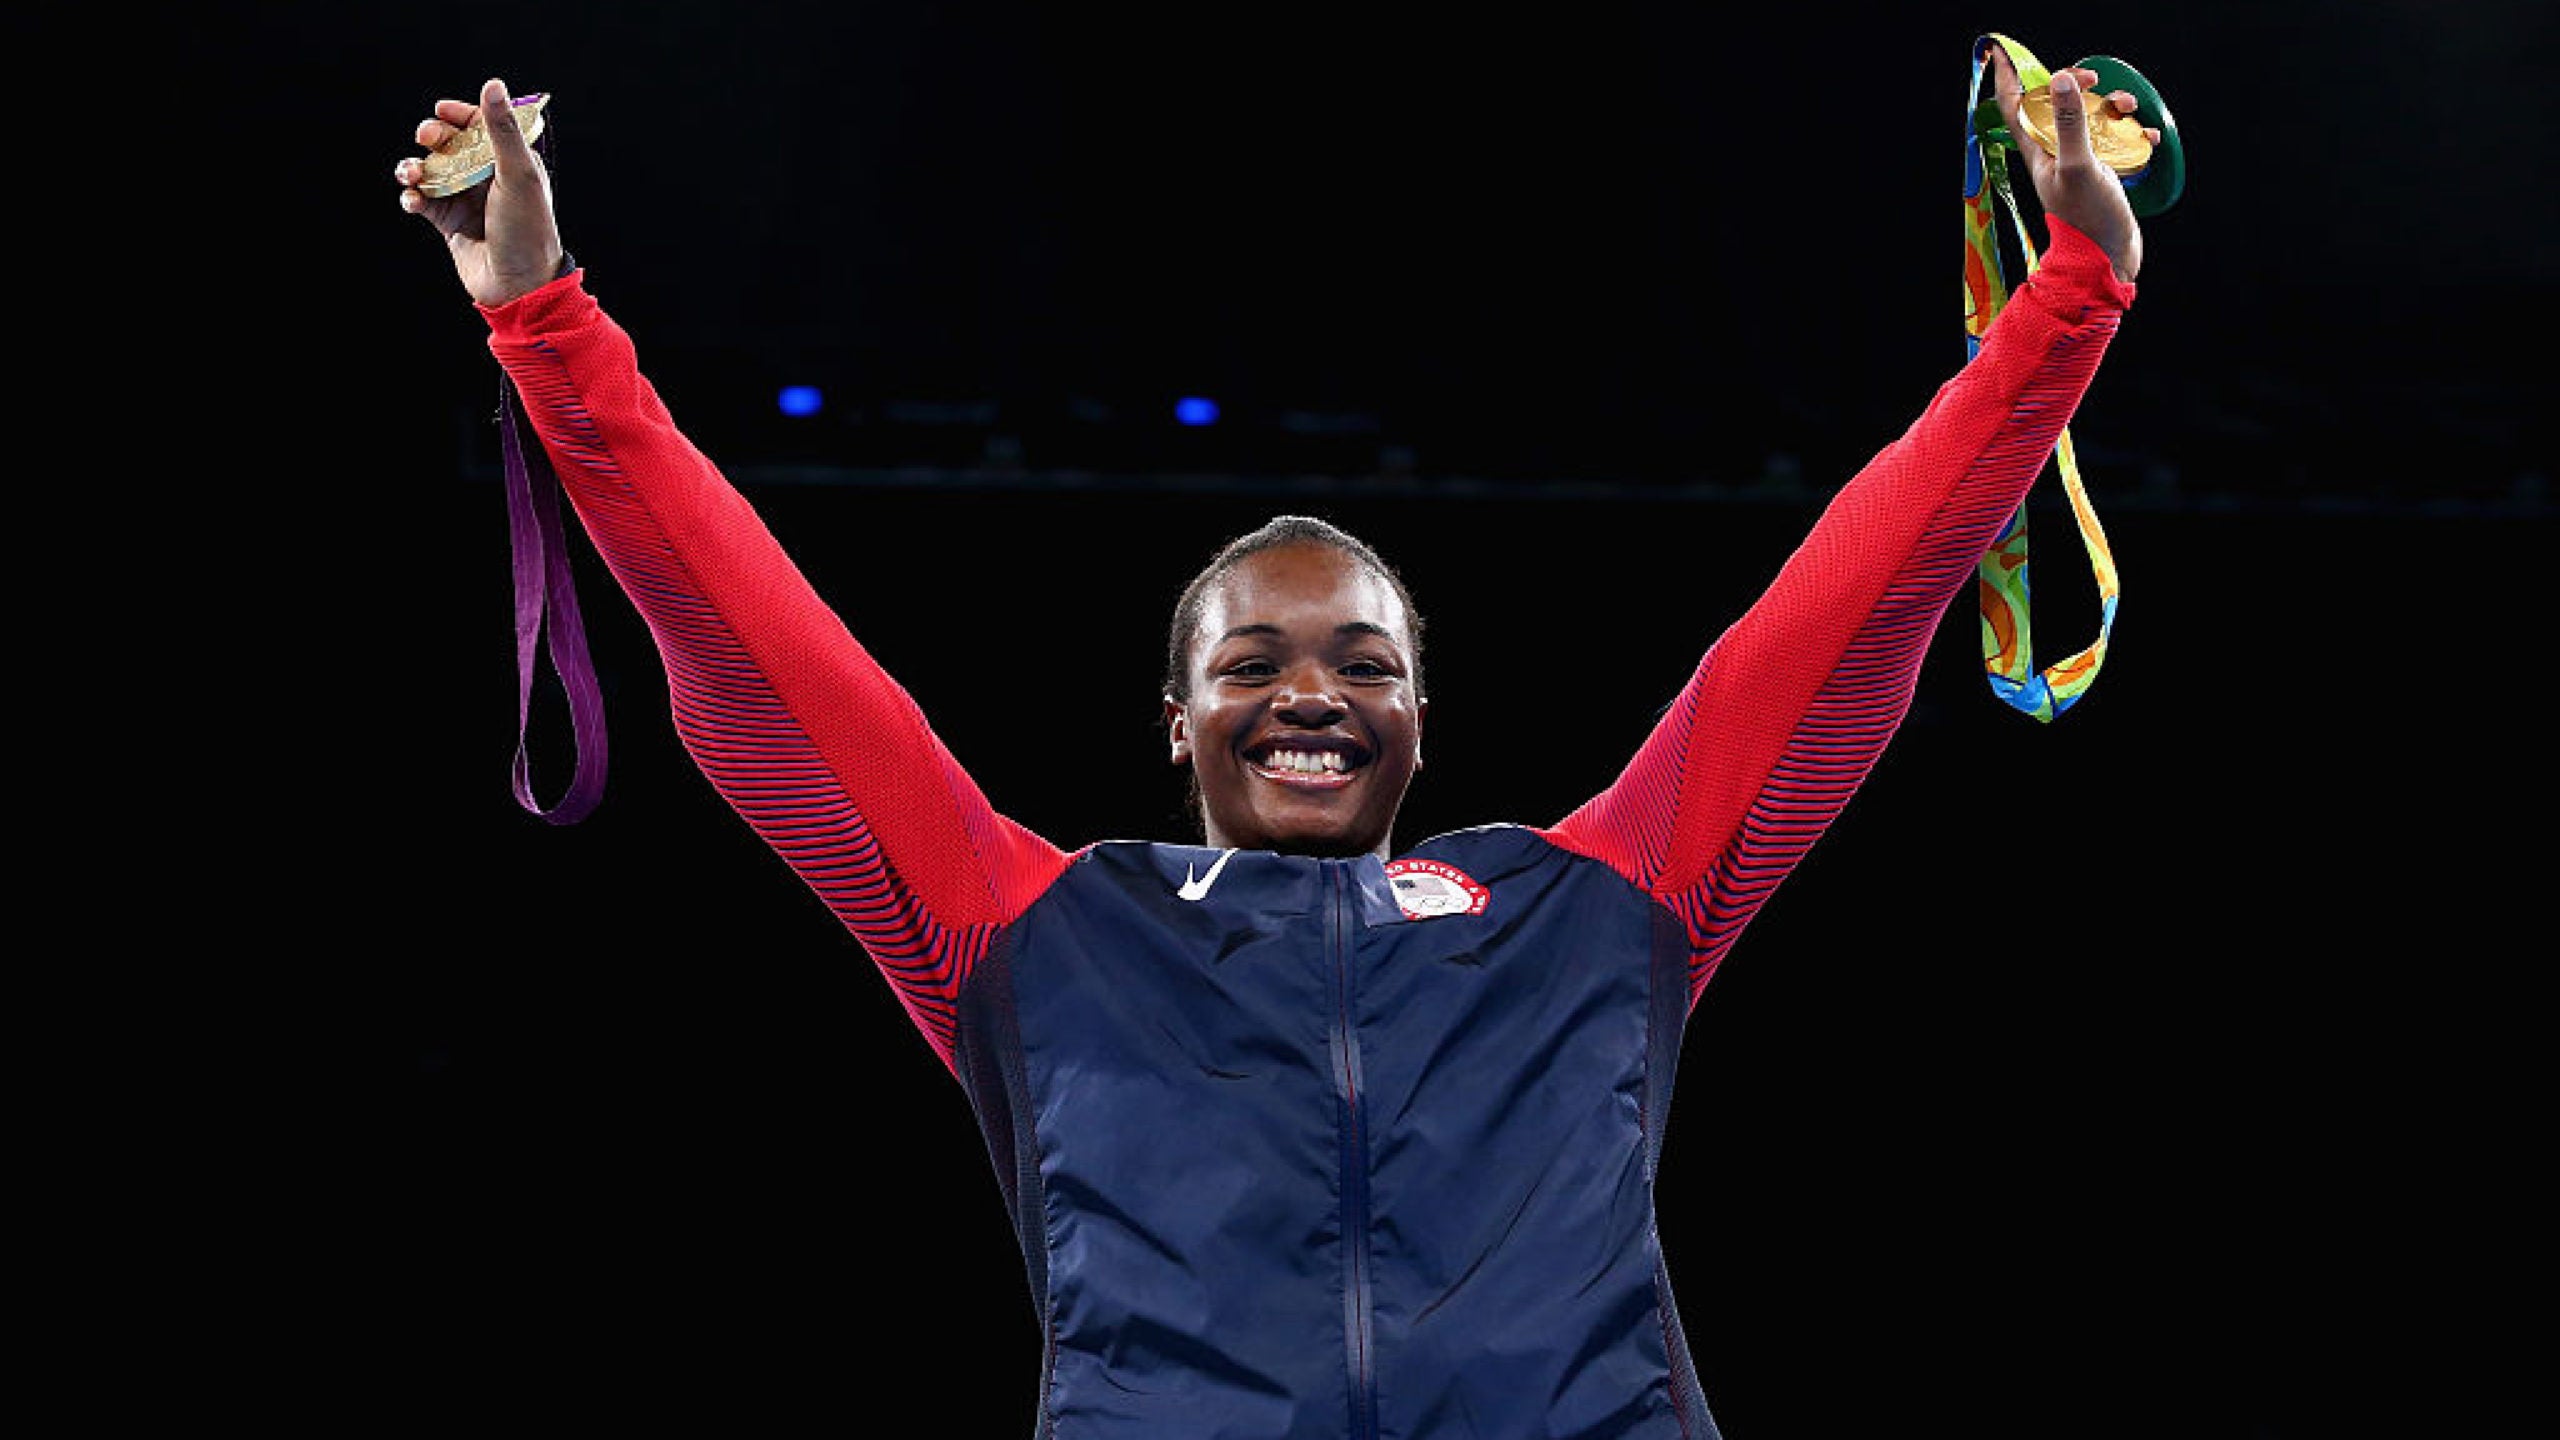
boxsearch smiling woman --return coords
[1164,518,1428,859]
[396,44,2151,1437]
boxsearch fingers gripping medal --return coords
[418,92,550,197]
[1972,41,2185,216]
[1961,34,2184,722]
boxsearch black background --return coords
[135,3,2552,1435]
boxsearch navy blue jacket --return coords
[956,831,1708,1437]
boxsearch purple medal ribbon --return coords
[498,353,607,824]
[485,105,606,824]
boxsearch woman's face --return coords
[1167,543,1425,860]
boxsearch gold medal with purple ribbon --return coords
[418,92,550,198]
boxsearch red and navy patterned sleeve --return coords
[480,276,1072,1077]
[1541,218,2136,1010]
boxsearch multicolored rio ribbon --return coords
[1963,33,2181,720]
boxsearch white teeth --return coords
[1262,749,1348,774]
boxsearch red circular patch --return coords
[1383,858,1490,919]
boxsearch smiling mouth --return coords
[1247,745,1362,789]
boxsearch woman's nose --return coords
[1271,670,1346,725]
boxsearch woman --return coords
[395,49,2146,1438]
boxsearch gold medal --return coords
[2011,86,2152,177]
[418,93,549,198]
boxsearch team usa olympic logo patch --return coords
[1383,858,1490,920]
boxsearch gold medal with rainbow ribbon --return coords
[1964,33,2182,720]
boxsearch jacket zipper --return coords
[1326,862,1379,1438]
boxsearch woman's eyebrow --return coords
[1215,621,1400,643]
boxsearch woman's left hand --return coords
[1987,46,2150,284]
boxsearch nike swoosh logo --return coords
[1177,848,1239,902]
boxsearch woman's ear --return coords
[1164,693,1191,764]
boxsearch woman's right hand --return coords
[394,77,567,308]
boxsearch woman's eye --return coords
[1340,660,1389,679]
[1222,659,1278,680]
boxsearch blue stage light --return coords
[778,385,824,417]
[1175,396,1219,427]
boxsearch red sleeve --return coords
[480,274,1071,1076]
[1540,219,2135,1009]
